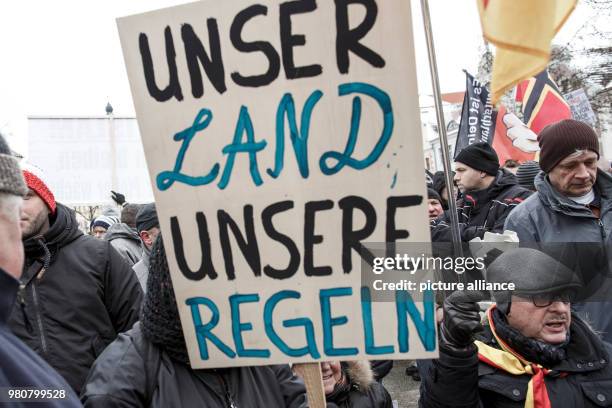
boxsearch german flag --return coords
[515,70,571,134]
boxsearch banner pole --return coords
[293,363,326,408]
[420,0,463,258]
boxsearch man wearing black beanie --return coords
[431,142,531,242]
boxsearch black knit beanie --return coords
[140,235,191,365]
[538,119,599,173]
[516,161,541,191]
[454,142,500,176]
[432,171,446,195]
[427,188,442,203]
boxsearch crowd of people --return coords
[1,118,612,407]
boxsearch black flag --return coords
[454,72,498,158]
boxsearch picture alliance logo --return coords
[372,254,486,275]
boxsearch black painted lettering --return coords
[386,195,422,257]
[139,27,184,102]
[339,196,376,273]
[171,213,217,280]
[230,4,281,87]
[262,201,300,279]
[335,0,386,74]
[304,200,334,276]
[181,20,226,97]
[279,0,323,79]
[218,205,261,280]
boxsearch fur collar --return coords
[344,360,374,391]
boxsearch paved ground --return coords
[382,360,420,408]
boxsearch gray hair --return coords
[565,149,592,160]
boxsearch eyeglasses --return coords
[528,293,572,308]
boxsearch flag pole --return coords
[420,0,463,257]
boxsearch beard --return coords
[21,210,50,240]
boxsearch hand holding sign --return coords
[503,113,539,153]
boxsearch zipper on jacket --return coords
[217,374,237,408]
[17,283,34,334]
[599,219,606,240]
[31,279,48,354]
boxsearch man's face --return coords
[507,296,571,344]
[454,162,485,193]
[548,150,598,197]
[428,198,443,220]
[20,189,50,240]
[92,226,108,239]
[0,195,24,279]
[140,226,160,250]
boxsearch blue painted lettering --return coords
[156,109,220,190]
[320,287,358,356]
[263,290,320,358]
[186,297,236,359]
[320,82,394,175]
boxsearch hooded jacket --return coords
[8,203,143,394]
[81,323,308,408]
[431,169,532,242]
[325,361,392,408]
[505,170,612,342]
[105,223,142,266]
[0,268,81,407]
[419,313,612,408]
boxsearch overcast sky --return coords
[0,0,584,153]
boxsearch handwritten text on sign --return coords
[118,0,436,368]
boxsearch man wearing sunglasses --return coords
[420,248,612,407]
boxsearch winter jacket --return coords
[105,223,142,266]
[419,314,612,408]
[132,245,151,292]
[431,169,532,242]
[81,323,308,408]
[326,361,392,408]
[0,268,81,408]
[9,203,143,394]
[505,170,612,243]
[505,170,612,341]
[370,360,393,382]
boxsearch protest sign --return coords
[28,117,153,205]
[118,0,435,368]
[565,88,597,128]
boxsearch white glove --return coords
[503,113,539,153]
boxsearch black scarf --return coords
[492,307,568,367]
[140,236,190,365]
[23,204,82,268]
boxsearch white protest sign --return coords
[28,117,154,205]
[564,88,597,128]
[118,0,436,368]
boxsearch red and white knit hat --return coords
[22,162,56,215]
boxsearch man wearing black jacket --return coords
[431,142,531,242]
[420,248,612,407]
[0,134,81,406]
[9,164,143,394]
